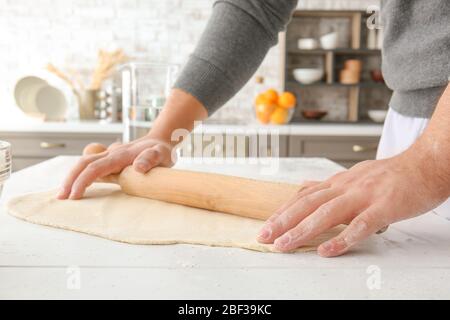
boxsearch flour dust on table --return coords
[6,183,343,253]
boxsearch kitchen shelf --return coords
[293,119,384,125]
[281,9,392,123]
[288,49,381,55]
[286,81,388,89]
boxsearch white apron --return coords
[377,108,450,219]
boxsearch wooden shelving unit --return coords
[281,10,393,123]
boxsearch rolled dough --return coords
[6,183,343,253]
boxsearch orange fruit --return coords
[278,92,297,109]
[256,103,276,124]
[255,93,267,107]
[270,107,289,125]
[264,89,279,104]
[256,111,271,124]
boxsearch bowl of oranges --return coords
[254,89,297,125]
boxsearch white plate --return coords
[14,76,47,114]
[13,70,79,121]
[35,85,68,121]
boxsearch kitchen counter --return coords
[0,119,383,137]
[2,156,449,299]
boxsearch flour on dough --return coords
[6,183,343,253]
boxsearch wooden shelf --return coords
[281,9,392,123]
[291,119,384,125]
[286,81,389,89]
[288,49,381,55]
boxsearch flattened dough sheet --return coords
[6,183,343,253]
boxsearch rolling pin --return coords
[84,143,301,220]
[104,167,301,221]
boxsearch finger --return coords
[265,181,329,225]
[318,205,388,257]
[266,181,325,224]
[108,142,123,151]
[258,187,338,244]
[57,153,106,199]
[69,153,132,200]
[299,180,321,191]
[257,182,331,242]
[152,141,175,167]
[133,148,163,173]
[297,181,330,198]
[273,195,361,252]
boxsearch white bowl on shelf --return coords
[368,110,388,123]
[298,38,319,50]
[320,32,339,50]
[293,68,324,85]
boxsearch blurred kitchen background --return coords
[0,0,388,171]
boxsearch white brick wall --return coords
[0,0,379,123]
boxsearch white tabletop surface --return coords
[1,156,449,300]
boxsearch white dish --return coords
[35,85,68,121]
[293,68,324,85]
[14,76,47,114]
[298,38,319,50]
[14,70,78,121]
[368,110,388,123]
[320,32,339,50]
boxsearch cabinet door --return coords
[178,134,225,158]
[257,134,289,157]
[288,136,304,157]
[289,136,379,161]
[2,133,121,158]
[302,137,379,161]
[224,135,250,158]
[178,134,288,159]
[1,132,121,171]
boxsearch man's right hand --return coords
[57,137,175,200]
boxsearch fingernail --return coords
[69,192,78,200]
[322,239,347,253]
[56,188,66,198]
[135,161,149,172]
[258,227,272,241]
[321,241,333,252]
[275,235,291,248]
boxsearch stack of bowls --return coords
[0,141,12,198]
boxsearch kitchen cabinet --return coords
[1,122,381,171]
[180,133,376,167]
[180,134,289,158]
[289,135,379,168]
[0,132,121,171]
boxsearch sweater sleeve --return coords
[173,0,298,115]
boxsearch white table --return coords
[1,157,449,300]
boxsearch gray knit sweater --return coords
[174,0,450,118]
